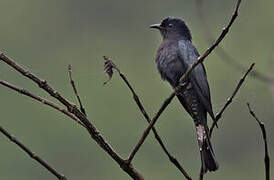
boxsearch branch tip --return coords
[246,103,270,180]
[210,63,254,136]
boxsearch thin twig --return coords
[127,92,176,163]
[103,56,192,180]
[247,103,270,180]
[209,63,254,136]
[127,0,242,163]
[68,65,86,116]
[0,125,67,180]
[0,80,85,127]
[0,53,144,180]
[195,0,271,83]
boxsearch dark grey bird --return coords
[150,17,218,173]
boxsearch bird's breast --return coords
[156,41,186,87]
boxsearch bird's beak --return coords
[150,23,161,30]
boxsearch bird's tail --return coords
[196,124,218,174]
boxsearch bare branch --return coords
[0,53,74,109]
[103,56,192,180]
[195,0,271,83]
[247,103,270,180]
[209,63,254,136]
[68,65,86,116]
[0,125,67,180]
[178,0,242,85]
[0,53,143,180]
[127,92,176,163]
[127,0,242,163]
[0,80,85,127]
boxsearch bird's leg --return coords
[174,81,189,95]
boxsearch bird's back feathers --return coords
[178,40,215,120]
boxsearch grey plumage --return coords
[151,17,218,173]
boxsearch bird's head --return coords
[150,17,192,41]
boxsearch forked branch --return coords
[0,53,143,180]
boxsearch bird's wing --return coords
[178,40,215,120]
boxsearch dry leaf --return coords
[103,56,115,85]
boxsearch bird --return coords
[150,17,218,173]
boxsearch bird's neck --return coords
[162,36,191,45]
[162,35,191,42]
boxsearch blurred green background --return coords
[0,0,273,179]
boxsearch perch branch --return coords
[0,53,143,180]
[209,63,254,136]
[0,125,67,180]
[127,0,242,163]
[247,103,270,180]
[103,56,192,180]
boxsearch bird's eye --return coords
[168,23,173,28]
